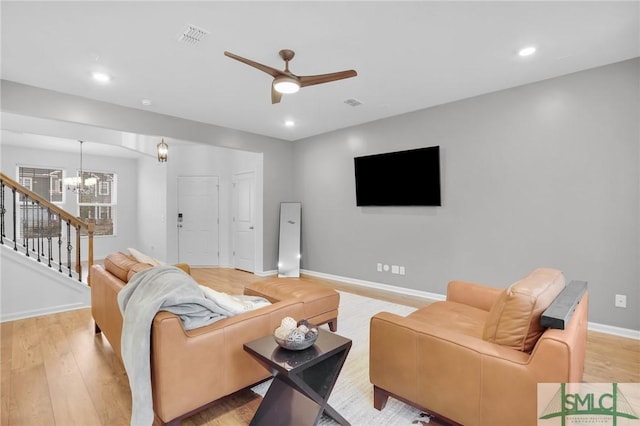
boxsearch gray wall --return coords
[0,80,294,271]
[294,58,639,330]
[136,154,168,262]
[2,59,638,330]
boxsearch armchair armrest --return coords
[446,280,503,311]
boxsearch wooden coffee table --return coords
[244,329,352,426]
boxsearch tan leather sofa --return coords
[90,252,305,425]
[370,268,588,426]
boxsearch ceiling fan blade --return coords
[299,70,357,88]
[271,85,282,104]
[224,51,284,78]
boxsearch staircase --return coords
[0,172,94,322]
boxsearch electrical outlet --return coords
[399,266,405,275]
[383,264,390,272]
[391,265,399,274]
[377,263,382,272]
[615,294,627,308]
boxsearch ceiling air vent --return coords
[177,24,210,45]
[344,98,363,107]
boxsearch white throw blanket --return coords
[199,285,271,314]
[117,265,269,426]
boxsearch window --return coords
[78,171,117,236]
[17,166,63,203]
[98,181,110,196]
[16,166,64,239]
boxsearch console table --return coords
[244,329,352,426]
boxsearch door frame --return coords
[232,170,257,273]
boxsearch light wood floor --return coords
[1,268,638,426]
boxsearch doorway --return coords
[177,176,219,266]
[232,171,256,272]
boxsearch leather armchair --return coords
[369,268,588,426]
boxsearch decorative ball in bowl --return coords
[273,317,319,351]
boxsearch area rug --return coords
[251,291,430,425]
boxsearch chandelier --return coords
[63,140,97,194]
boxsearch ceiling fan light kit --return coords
[273,76,300,94]
[224,49,357,104]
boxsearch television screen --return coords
[354,146,441,206]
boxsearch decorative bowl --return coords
[273,319,319,351]
[273,331,318,351]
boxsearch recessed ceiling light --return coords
[518,46,537,57]
[91,72,111,83]
[141,99,152,106]
[284,120,295,127]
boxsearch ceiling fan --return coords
[224,49,357,104]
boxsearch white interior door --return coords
[178,176,219,266]
[233,171,255,272]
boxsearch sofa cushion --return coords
[482,268,565,352]
[244,280,339,329]
[127,262,154,281]
[104,252,140,283]
[124,263,191,282]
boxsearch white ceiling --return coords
[1,1,639,143]
[1,129,148,159]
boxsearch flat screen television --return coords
[354,146,441,206]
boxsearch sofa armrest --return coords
[90,264,126,358]
[173,263,191,275]
[150,299,305,423]
[446,280,503,311]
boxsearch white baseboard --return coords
[301,269,639,340]
[301,269,446,302]
[1,302,89,323]
[189,264,234,268]
[587,322,640,340]
[191,265,276,277]
[216,264,234,269]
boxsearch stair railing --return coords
[0,172,94,284]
